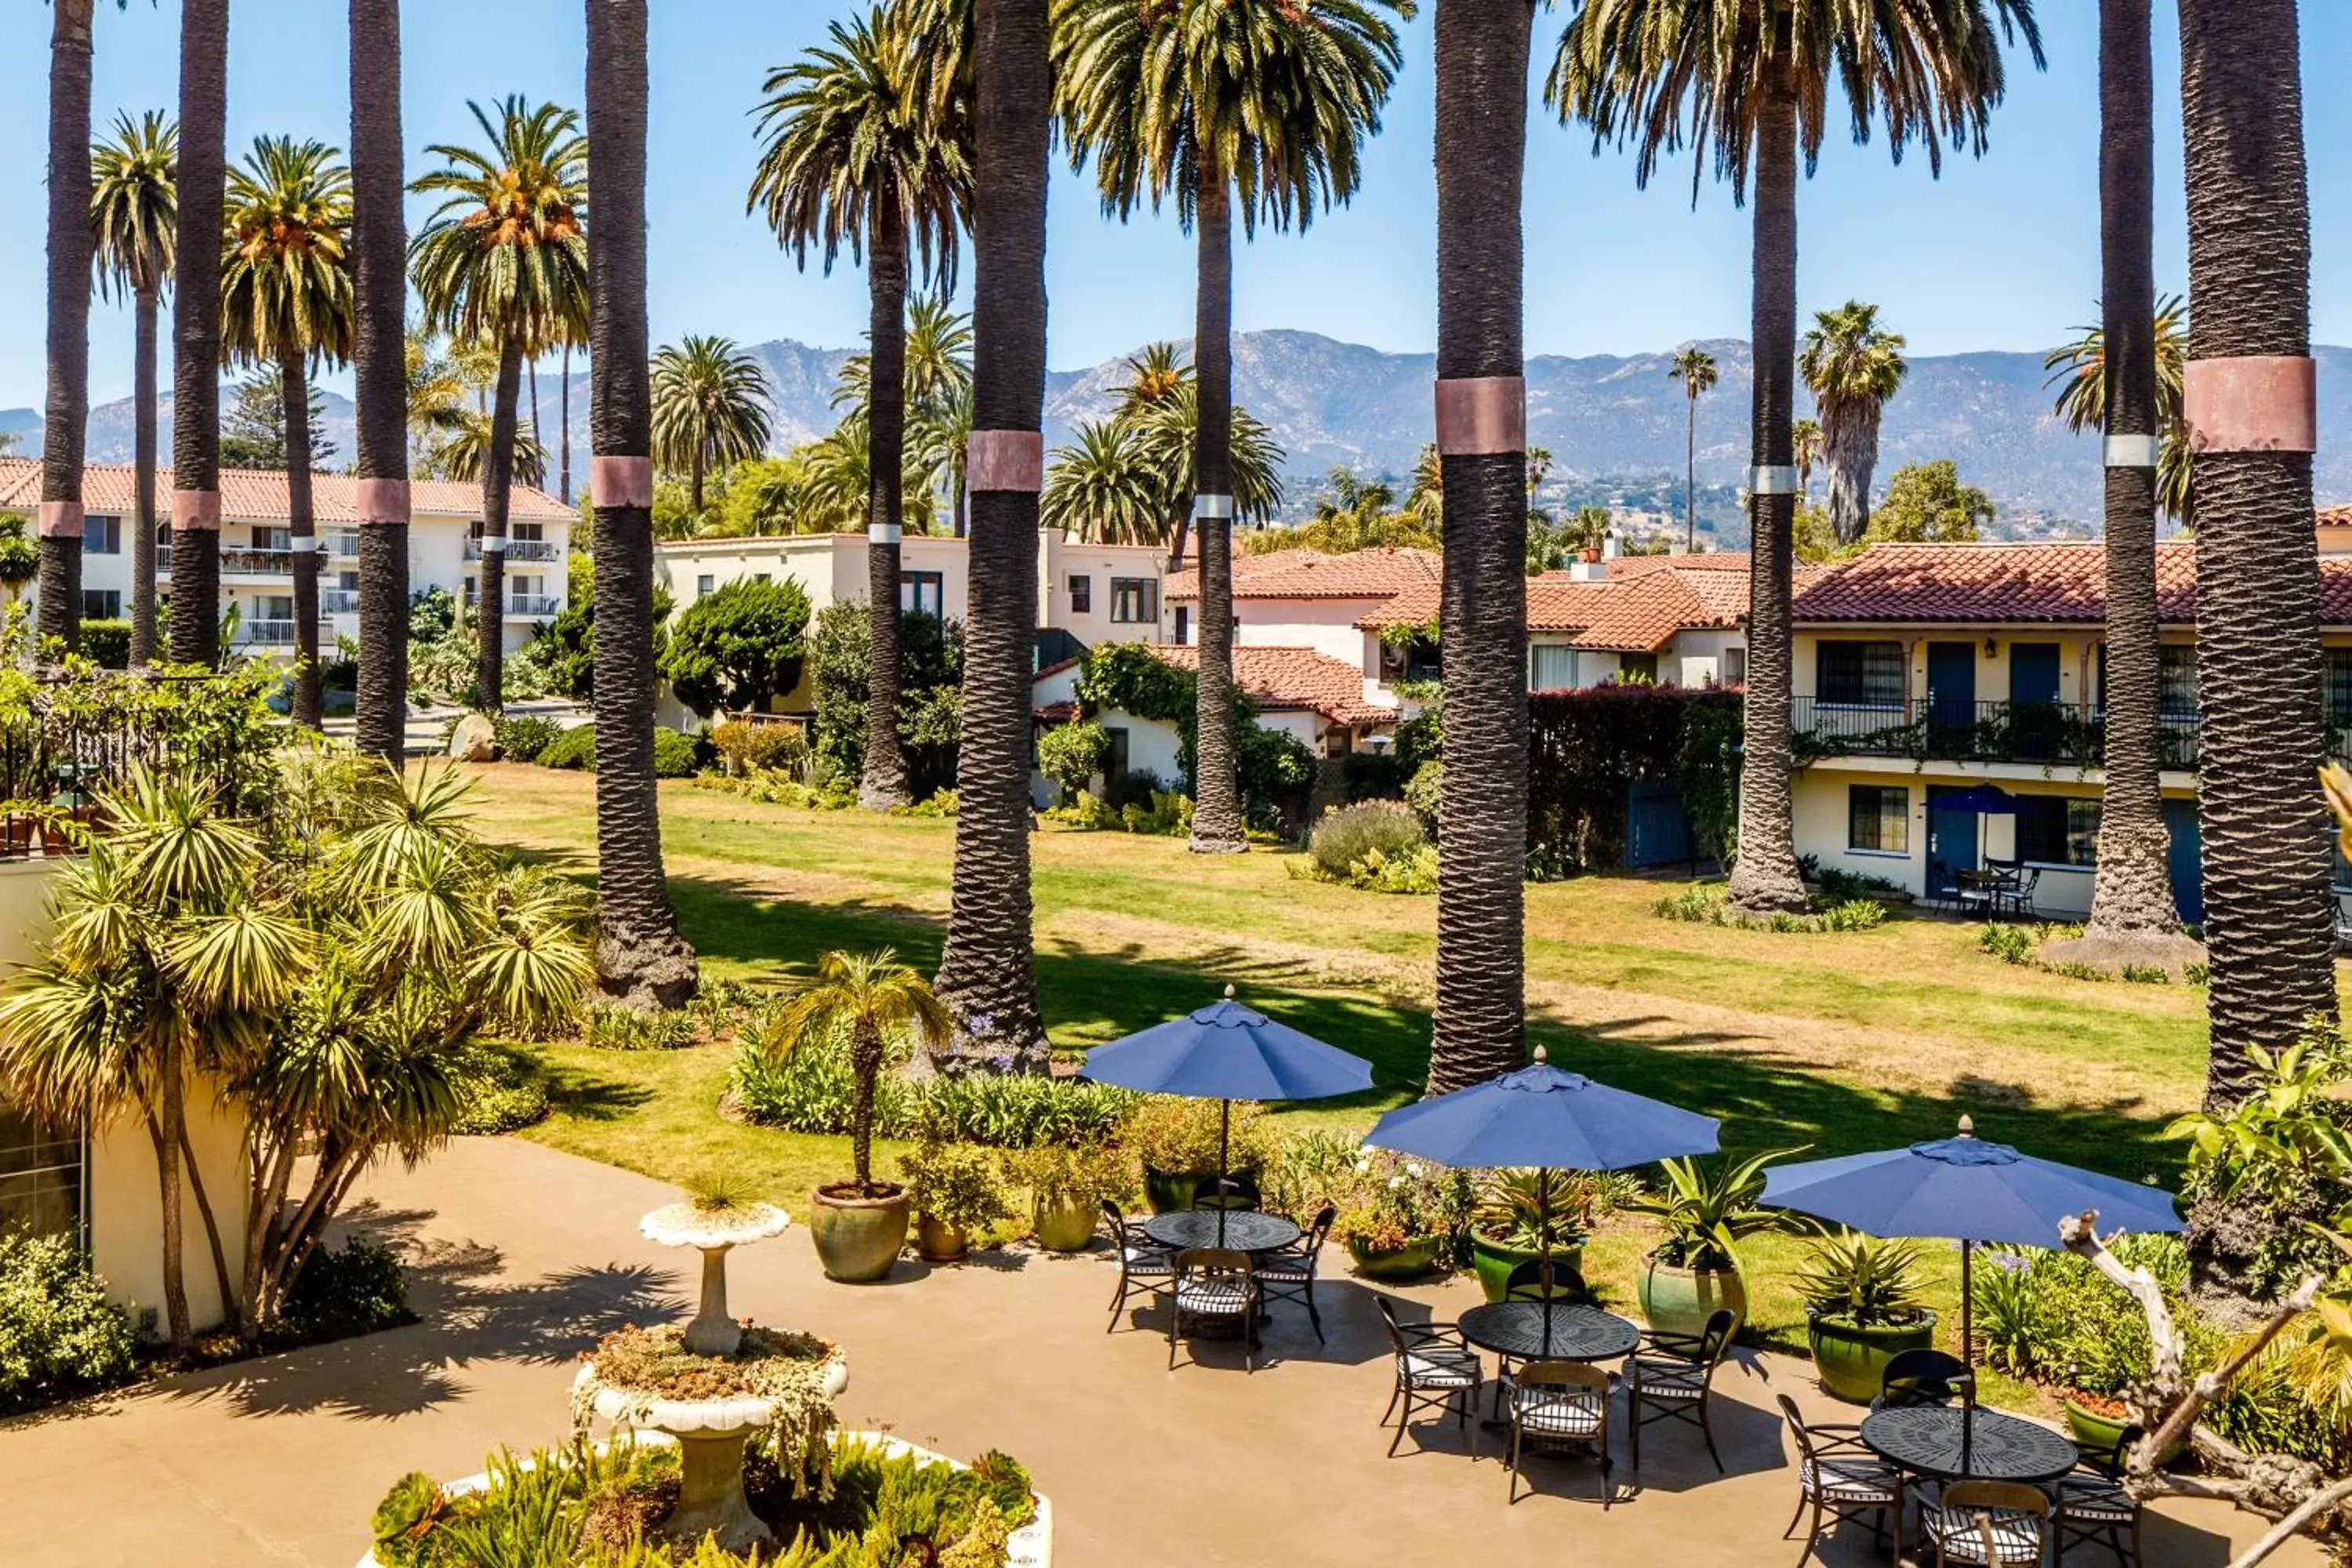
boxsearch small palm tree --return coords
[91,110,179,667]
[1669,347,1719,550]
[1798,302,1907,545]
[1123,372,1287,554]
[1041,421,1164,546]
[650,336,773,518]
[1790,418,1824,500]
[410,96,590,711]
[762,948,949,1195]
[220,135,353,728]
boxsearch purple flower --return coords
[967,1012,996,1036]
[989,1052,1017,1073]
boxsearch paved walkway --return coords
[0,1137,2318,1567]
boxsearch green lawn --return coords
[463,761,2280,1410]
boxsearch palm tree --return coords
[2175,0,2327,1120]
[91,111,178,667]
[169,0,230,670]
[221,136,353,727]
[1798,301,1907,545]
[751,9,971,811]
[38,0,114,650]
[431,416,550,490]
[1041,421,1163,545]
[410,96,590,714]
[2045,296,2190,525]
[764,949,948,1193]
[931,0,1051,1072]
[586,0,699,1008]
[649,337,773,519]
[1124,377,1287,554]
[1669,347,1718,550]
[912,379,975,536]
[797,414,940,534]
[1550,0,2041,917]
[349,0,409,764]
[1054,0,1409,857]
[403,325,477,471]
[1790,416,1823,501]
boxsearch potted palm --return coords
[898,1137,1008,1263]
[1005,1142,1134,1253]
[758,949,947,1283]
[1628,1149,1795,1337]
[1469,1170,1597,1303]
[1793,1229,1938,1402]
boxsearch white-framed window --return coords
[82,589,121,620]
[1069,574,1091,614]
[1722,645,1747,686]
[1110,577,1157,623]
[82,514,122,554]
[697,574,715,597]
[1847,784,1910,855]
[252,525,292,553]
[514,521,543,543]
[1529,644,1577,691]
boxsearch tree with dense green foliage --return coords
[1798,301,1907,545]
[218,366,332,470]
[0,517,41,607]
[524,554,670,703]
[1036,720,1112,805]
[649,336,773,519]
[658,576,811,717]
[1247,469,1439,556]
[1669,347,1719,550]
[808,600,962,797]
[90,109,179,667]
[1864,460,1991,544]
[220,134,352,727]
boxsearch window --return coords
[256,593,294,621]
[1847,785,1910,854]
[1102,725,1130,782]
[900,570,945,619]
[1325,728,1354,757]
[2159,645,2198,717]
[0,1102,83,1243]
[2016,796,2101,867]
[1068,574,1091,615]
[2330,649,2352,724]
[82,514,121,554]
[514,522,543,543]
[696,574,716,597]
[1817,641,1905,706]
[1174,606,1191,645]
[252,526,292,553]
[81,589,120,621]
[1619,652,1660,684]
[1110,577,1157,624]
[1722,646,1747,686]
[1530,644,1578,691]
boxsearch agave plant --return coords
[1624,1148,1803,1273]
[1473,1169,1601,1254]
[1791,1230,1933,1328]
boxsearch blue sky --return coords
[0,0,2343,411]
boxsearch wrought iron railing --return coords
[506,594,561,616]
[1791,697,2205,771]
[466,538,563,562]
[1,675,270,861]
[321,590,360,614]
[219,548,296,576]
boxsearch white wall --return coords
[1789,767,2103,918]
[1221,597,1385,667]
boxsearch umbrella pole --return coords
[1217,1098,1231,1248]
[1540,1168,1554,1356]
[1961,1238,1974,1376]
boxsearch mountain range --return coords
[7,330,2347,532]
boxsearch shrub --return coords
[0,1229,138,1412]
[1654,885,1724,924]
[274,1238,413,1348]
[1121,790,1192,837]
[1791,1231,1933,1328]
[1979,923,2033,964]
[1126,1094,1272,1177]
[79,618,132,669]
[2184,960,2211,988]
[1043,793,1121,830]
[492,713,564,763]
[1003,1142,1135,1210]
[729,1034,1134,1147]
[1343,842,1439,894]
[536,723,597,771]
[1820,898,1888,932]
[448,1042,550,1134]
[651,726,702,779]
[709,717,808,777]
[657,575,811,717]
[891,788,957,818]
[1403,759,1443,829]
[1036,721,1112,804]
[1305,800,1425,880]
[898,1139,1010,1236]
[586,1003,699,1051]
[2042,959,2111,983]
[2120,963,2171,985]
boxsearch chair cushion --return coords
[1256,1259,1313,1283]
[1400,1348,1482,1388]
[1628,1357,1708,1398]
[1122,1247,1177,1276]
[1509,1384,1605,1439]
[1922,1507,2048,1565]
[1175,1279,1252,1315]
[2056,1475,2136,1523]
[1798,1457,1900,1506]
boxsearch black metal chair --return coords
[2055,1423,2144,1566]
[1099,1198,1174,1332]
[1169,1247,1259,1371]
[1777,1393,1905,1566]
[1876,1348,1977,1410]
[1625,1308,1737,1472]
[1374,1296,1482,1458]
[1923,1479,2052,1566]
[1254,1203,1336,1343]
[2001,866,2042,921]
[1502,1255,1594,1304]
[1189,1174,1260,1210]
[1505,1360,1615,1507]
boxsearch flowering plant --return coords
[1330,1148,1465,1254]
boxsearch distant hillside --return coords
[7,332,2345,532]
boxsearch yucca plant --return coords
[1625,1148,1802,1273]
[1792,1230,1933,1328]
[1473,1169,1599,1254]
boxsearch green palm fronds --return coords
[90,109,178,302]
[408,97,589,357]
[220,135,353,369]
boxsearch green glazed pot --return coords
[809,1184,910,1283]
[1808,1311,1939,1403]
[1032,1194,1100,1254]
[1345,1234,1446,1281]
[1142,1169,1200,1215]
[1638,1252,1748,1338]
[1470,1235,1584,1302]
[2064,1395,2186,1465]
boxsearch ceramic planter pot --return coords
[2064,1395,2186,1465]
[1808,1311,1938,1403]
[1470,1235,1584,1303]
[1031,1194,1099,1253]
[915,1214,970,1263]
[1638,1252,1748,1338]
[1345,1234,1446,1281]
[1142,1168,1201,1215]
[809,1184,909,1283]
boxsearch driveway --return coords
[0,1136,2316,1567]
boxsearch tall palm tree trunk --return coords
[1188,158,1245,855]
[935,0,1049,1074]
[587,0,698,1009]
[130,276,160,666]
[38,0,96,652]
[860,205,913,810]
[350,0,409,761]
[558,340,574,506]
[1725,69,1809,916]
[2083,0,2179,945]
[2178,0,2326,1115]
[477,337,522,710]
[1821,399,1879,545]
[528,355,542,463]
[1427,0,1531,1094]
[169,0,228,669]
[1683,390,1697,550]
[279,335,322,727]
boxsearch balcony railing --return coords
[465,538,564,563]
[1791,697,2205,771]
[506,594,561,617]
[321,589,360,614]
[220,547,296,576]
[329,532,361,561]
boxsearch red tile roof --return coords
[1165,545,1440,604]
[1142,643,1393,726]
[1791,541,2201,624]
[0,456,572,522]
[1356,557,1751,652]
[2322,503,2352,528]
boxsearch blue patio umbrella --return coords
[1080,985,1374,1244]
[1761,1116,2183,1370]
[1364,1045,1721,1347]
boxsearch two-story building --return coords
[1,458,574,657]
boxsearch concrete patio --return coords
[0,1135,2319,1567]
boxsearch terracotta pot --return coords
[916,1214,970,1263]
[808,1184,909,1283]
